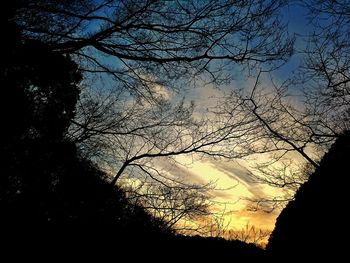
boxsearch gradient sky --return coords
[87,1,319,238]
[165,2,316,234]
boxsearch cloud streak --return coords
[155,156,283,230]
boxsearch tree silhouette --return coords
[0,3,169,239]
[1,3,79,205]
[19,0,293,74]
[267,131,350,259]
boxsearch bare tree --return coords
[214,70,338,210]
[227,223,271,246]
[17,0,295,187]
[16,0,294,98]
[66,84,260,231]
[205,207,232,238]
[120,179,214,233]
[68,86,260,182]
[213,0,349,211]
[13,1,296,231]
[189,208,270,246]
[300,0,350,135]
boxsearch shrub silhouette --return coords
[267,131,350,259]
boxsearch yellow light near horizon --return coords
[174,156,281,231]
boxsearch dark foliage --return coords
[0,1,168,239]
[267,131,350,259]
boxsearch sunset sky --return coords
[64,0,329,238]
[172,156,282,230]
[4,0,348,255]
[160,2,314,233]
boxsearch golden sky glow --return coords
[172,78,319,236]
[117,77,316,242]
[174,156,282,231]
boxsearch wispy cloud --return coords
[156,156,284,230]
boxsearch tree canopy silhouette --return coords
[0,2,169,238]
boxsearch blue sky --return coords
[273,2,313,82]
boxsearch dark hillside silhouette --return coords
[267,131,350,259]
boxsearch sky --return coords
[79,0,321,241]
[162,2,316,235]
[172,156,282,230]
